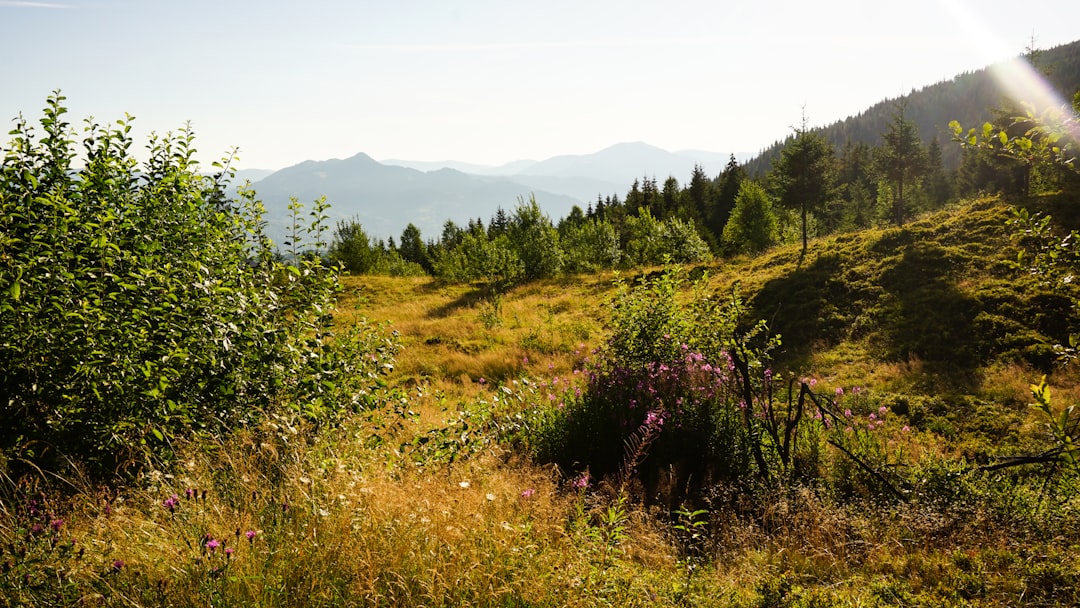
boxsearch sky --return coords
[2,0,1079,171]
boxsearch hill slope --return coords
[744,39,1080,176]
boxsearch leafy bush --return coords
[0,94,395,476]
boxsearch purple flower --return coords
[225,547,235,559]
[478,377,486,385]
[50,519,64,532]
[245,530,257,542]
[520,488,536,499]
[206,538,220,552]
[163,495,179,512]
[572,473,589,489]
[185,488,195,500]
[112,560,125,571]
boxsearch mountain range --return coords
[248,143,745,244]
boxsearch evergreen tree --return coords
[923,137,953,209]
[399,223,430,272]
[328,217,377,274]
[770,124,835,255]
[835,140,878,230]
[660,176,681,220]
[722,181,778,254]
[711,154,744,245]
[875,104,928,226]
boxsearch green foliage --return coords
[432,229,524,288]
[560,217,621,273]
[0,94,396,476]
[951,98,1078,196]
[327,215,378,273]
[506,195,563,280]
[723,181,778,253]
[876,104,928,226]
[770,126,835,254]
[1029,376,1080,476]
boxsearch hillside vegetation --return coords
[6,188,1080,606]
[3,78,1080,605]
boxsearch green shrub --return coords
[0,94,395,476]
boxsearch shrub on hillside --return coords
[0,94,396,476]
[527,267,829,501]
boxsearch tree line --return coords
[329,89,1078,283]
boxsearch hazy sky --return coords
[2,0,1078,170]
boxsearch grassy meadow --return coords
[4,194,1080,606]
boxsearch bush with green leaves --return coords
[0,94,396,476]
[559,217,621,274]
[622,208,712,268]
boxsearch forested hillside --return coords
[744,39,1080,176]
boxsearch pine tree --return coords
[875,104,928,226]
[770,122,835,256]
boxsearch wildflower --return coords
[844,409,852,418]
[163,495,179,512]
[245,530,257,542]
[902,425,911,433]
[225,547,234,559]
[572,473,589,489]
[112,559,125,571]
[520,488,536,499]
[206,538,220,552]
[50,519,64,532]
[478,377,486,385]
[185,488,195,500]
[835,387,844,397]
[878,406,888,416]
[459,481,470,489]
[486,493,496,501]
[644,410,664,429]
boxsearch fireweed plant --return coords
[524,267,916,505]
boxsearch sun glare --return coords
[943,0,1077,139]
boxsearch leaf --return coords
[999,131,1008,146]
